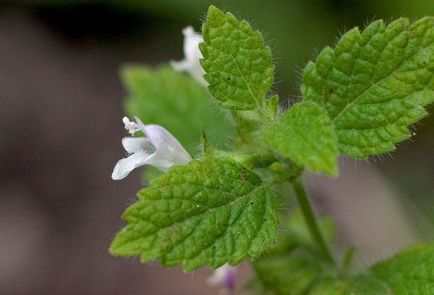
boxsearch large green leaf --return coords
[110,157,278,271]
[200,6,274,110]
[262,101,338,175]
[302,17,434,159]
[122,65,235,153]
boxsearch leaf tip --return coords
[207,5,223,18]
[326,163,339,177]
[108,239,120,256]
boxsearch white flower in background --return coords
[207,264,237,291]
[170,26,207,86]
[111,117,192,180]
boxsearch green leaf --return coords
[258,210,335,257]
[200,5,274,110]
[110,157,278,271]
[302,17,434,159]
[308,275,389,295]
[262,101,339,176]
[310,243,434,294]
[122,65,235,154]
[370,243,434,294]
[281,209,335,254]
[252,210,335,295]
[255,258,389,295]
[254,249,322,295]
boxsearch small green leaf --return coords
[310,243,434,294]
[122,65,235,153]
[255,257,389,295]
[370,243,434,294]
[308,275,389,295]
[281,209,335,254]
[110,158,278,271]
[262,101,339,176]
[200,6,274,110]
[302,18,434,159]
[260,210,335,257]
[252,210,336,295]
[254,249,321,295]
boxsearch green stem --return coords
[292,178,335,265]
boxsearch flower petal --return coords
[122,116,139,135]
[111,151,152,180]
[122,137,154,154]
[134,118,192,171]
[170,26,207,86]
[170,59,192,72]
[182,26,203,63]
[207,264,237,289]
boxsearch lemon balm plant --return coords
[110,6,434,294]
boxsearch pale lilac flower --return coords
[170,26,207,86]
[207,264,237,291]
[111,117,191,180]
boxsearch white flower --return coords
[170,26,207,86]
[111,117,192,180]
[207,264,237,290]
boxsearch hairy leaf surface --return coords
[303,18,434,158]
[110,158,278,271]
[200,6,274,110]
[262,101,338,175]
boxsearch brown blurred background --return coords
[1,1,433,294]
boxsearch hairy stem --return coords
[293,178,335,264]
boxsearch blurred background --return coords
[1,1,433,294]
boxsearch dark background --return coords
[1,1,433,294]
